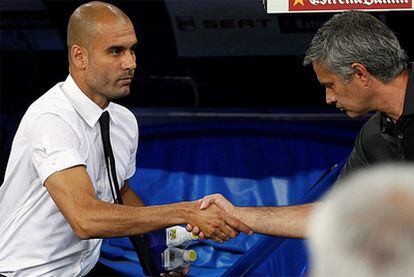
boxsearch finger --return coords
[183,265,190,275]
[217,232,230,242]
[192,226,200,235]
[168,272,182,276]
[213,238,224,243]
[213,227,231,242]
[214,221,237,239]
[200,194,223,209]
[225,216,253,235]
[186,224,193,231]
[202,193,231,211]
[222,223,239,239]
[198,232,205,239]
[211,235,224,244]
[200,198,213,210]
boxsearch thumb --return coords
[200,198,211,210]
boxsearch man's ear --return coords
[351,63,370,87]
[70,44,88,70]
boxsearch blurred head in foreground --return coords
[308,163,414,277]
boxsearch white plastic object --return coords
[162,247,197,272]
[166,225,198,248]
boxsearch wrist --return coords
[234,206,251,228]
[178,201,198,225]
[232,206,242,219]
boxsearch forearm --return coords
[234,203,315,238]
[45,167,245,242]
[73,199,194,239]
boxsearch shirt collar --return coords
[381,62,414,123]
[62,75,118,128]
[402,62,414,116]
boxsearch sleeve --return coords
[28,113,86,184]
[124,115,139,180]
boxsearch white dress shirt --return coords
[0,75,138,276]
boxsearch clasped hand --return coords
[187,196,251,243]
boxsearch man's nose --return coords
[122,51,137,71]
[325,89,336,105]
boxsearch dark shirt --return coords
[338,63,414,179]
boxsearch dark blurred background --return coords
[1,0,413,181]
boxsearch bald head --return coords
[67,1,131,50]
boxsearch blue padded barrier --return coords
[224,160,345,276]
[99,120,358,276]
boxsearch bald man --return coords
[0,2,251,276]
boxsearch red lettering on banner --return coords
[289,0,412,11]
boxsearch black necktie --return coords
[99,111,122,203]
[99,111,158,276]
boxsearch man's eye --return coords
[110,49,121,56]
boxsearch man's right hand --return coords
[187,199,252,243]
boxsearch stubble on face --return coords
[86,20,136,102]
[86,59,133,101]
[67,2,138,109]
[313,62,372,118]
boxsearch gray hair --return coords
[304,10,408,83]
[308,163,414,277]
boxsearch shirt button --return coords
[398,133,404,139]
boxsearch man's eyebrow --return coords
[320,81,333,87]
[106,45,125,52]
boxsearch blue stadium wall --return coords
[99,119,360,276]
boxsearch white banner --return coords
[165,0,317,57]
[265,0,414,13]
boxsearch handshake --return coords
[184,194,251,243]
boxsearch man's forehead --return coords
[312,62,329,73]
[94,14,134,32]
[313,63,336,80]
[94,19,137,44]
